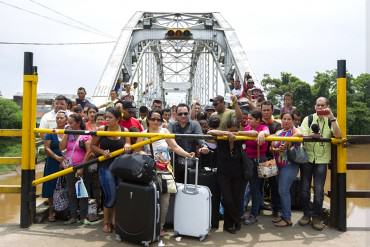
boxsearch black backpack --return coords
[110,153,156,184]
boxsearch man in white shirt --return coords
[231,79,242,98]
[39,95,68,138]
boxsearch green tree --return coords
[261,72,313,116]
[0,98,22,129]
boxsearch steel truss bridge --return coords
[92,11,259,107]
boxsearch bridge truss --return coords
[92,12,258,107]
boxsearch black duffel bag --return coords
[110,153,156,184]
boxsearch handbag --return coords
[257,145,278,178]
[75,177,89,198]
[158,172,177,194]
[53,177,69,212]
[61,136,80,169]
[287,145,309,164]
[240,148,254,181]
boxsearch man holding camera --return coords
[299,97,341,230]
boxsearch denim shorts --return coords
[98,166,118,208]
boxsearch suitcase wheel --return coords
[115,234,122,242]
[199,235,206,241]
[142,241,150,247]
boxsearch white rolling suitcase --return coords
[173,157,211,241]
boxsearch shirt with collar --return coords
[300,113,333,164]
[168,120,205,152]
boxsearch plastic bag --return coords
[75,177,89,198]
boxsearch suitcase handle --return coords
[183,157,199,194]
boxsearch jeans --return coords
[250,158,265,217]
[268,176,281,213]
[99,166,118,208]
[300,163,328,218]
[278,162,299,220]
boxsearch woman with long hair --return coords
[271,112,302,227]
[91,107,131,233]
[136,110,194,236]
[42,110,68,222]
[237,110,270,225]
[59,113,92,225]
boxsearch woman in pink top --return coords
[237,110,269,225]
[85,105,99,131]
[59,113,92,225]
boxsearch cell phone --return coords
[316,109,330,115]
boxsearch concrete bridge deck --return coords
[1,212,368,247]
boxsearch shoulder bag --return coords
[257,145,278,178]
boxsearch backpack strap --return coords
[308,114,331,130]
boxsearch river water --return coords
[0,144,369,227]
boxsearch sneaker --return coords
[64,218,77,225]
[81,218,93,225]
[243,215,257,225]
[298,216,311,226]
[312,217,326,231]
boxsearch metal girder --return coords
[92,12,258,107]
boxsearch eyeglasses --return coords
[177,112,189,116]
[149,118,162,122]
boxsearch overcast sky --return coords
[0,0,367,100]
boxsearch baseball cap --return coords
[210,95,224,103]
[122,100,136,109]
[204,105,215,111]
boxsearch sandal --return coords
[103,223,112,233]
[272,216,282,223]
[274,218,292,227]
[48,215,56,222]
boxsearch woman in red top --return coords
[237,110,269,225]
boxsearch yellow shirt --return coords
[300,113,332,164]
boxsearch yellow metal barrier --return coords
[0,157,21,165]
[0,129,22,137]
[32,136,163,186]
[0,185,22,193]
[35,128,345,144]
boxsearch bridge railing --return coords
[15,52,352,233]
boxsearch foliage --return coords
[261,71,370,134]
[0,98,22,129]
[0,137,21,172]
[261,72,313,117]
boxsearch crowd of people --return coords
[39,78,341,236]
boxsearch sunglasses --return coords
[149,118,162,122]
[177,112,189,116]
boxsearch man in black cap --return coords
[204,105,215,120]
[210,95,242,131]
[115,100,143,131]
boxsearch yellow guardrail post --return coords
[336,60,347,231]
[20,52,38,228]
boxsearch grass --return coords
[0,137,21,172]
